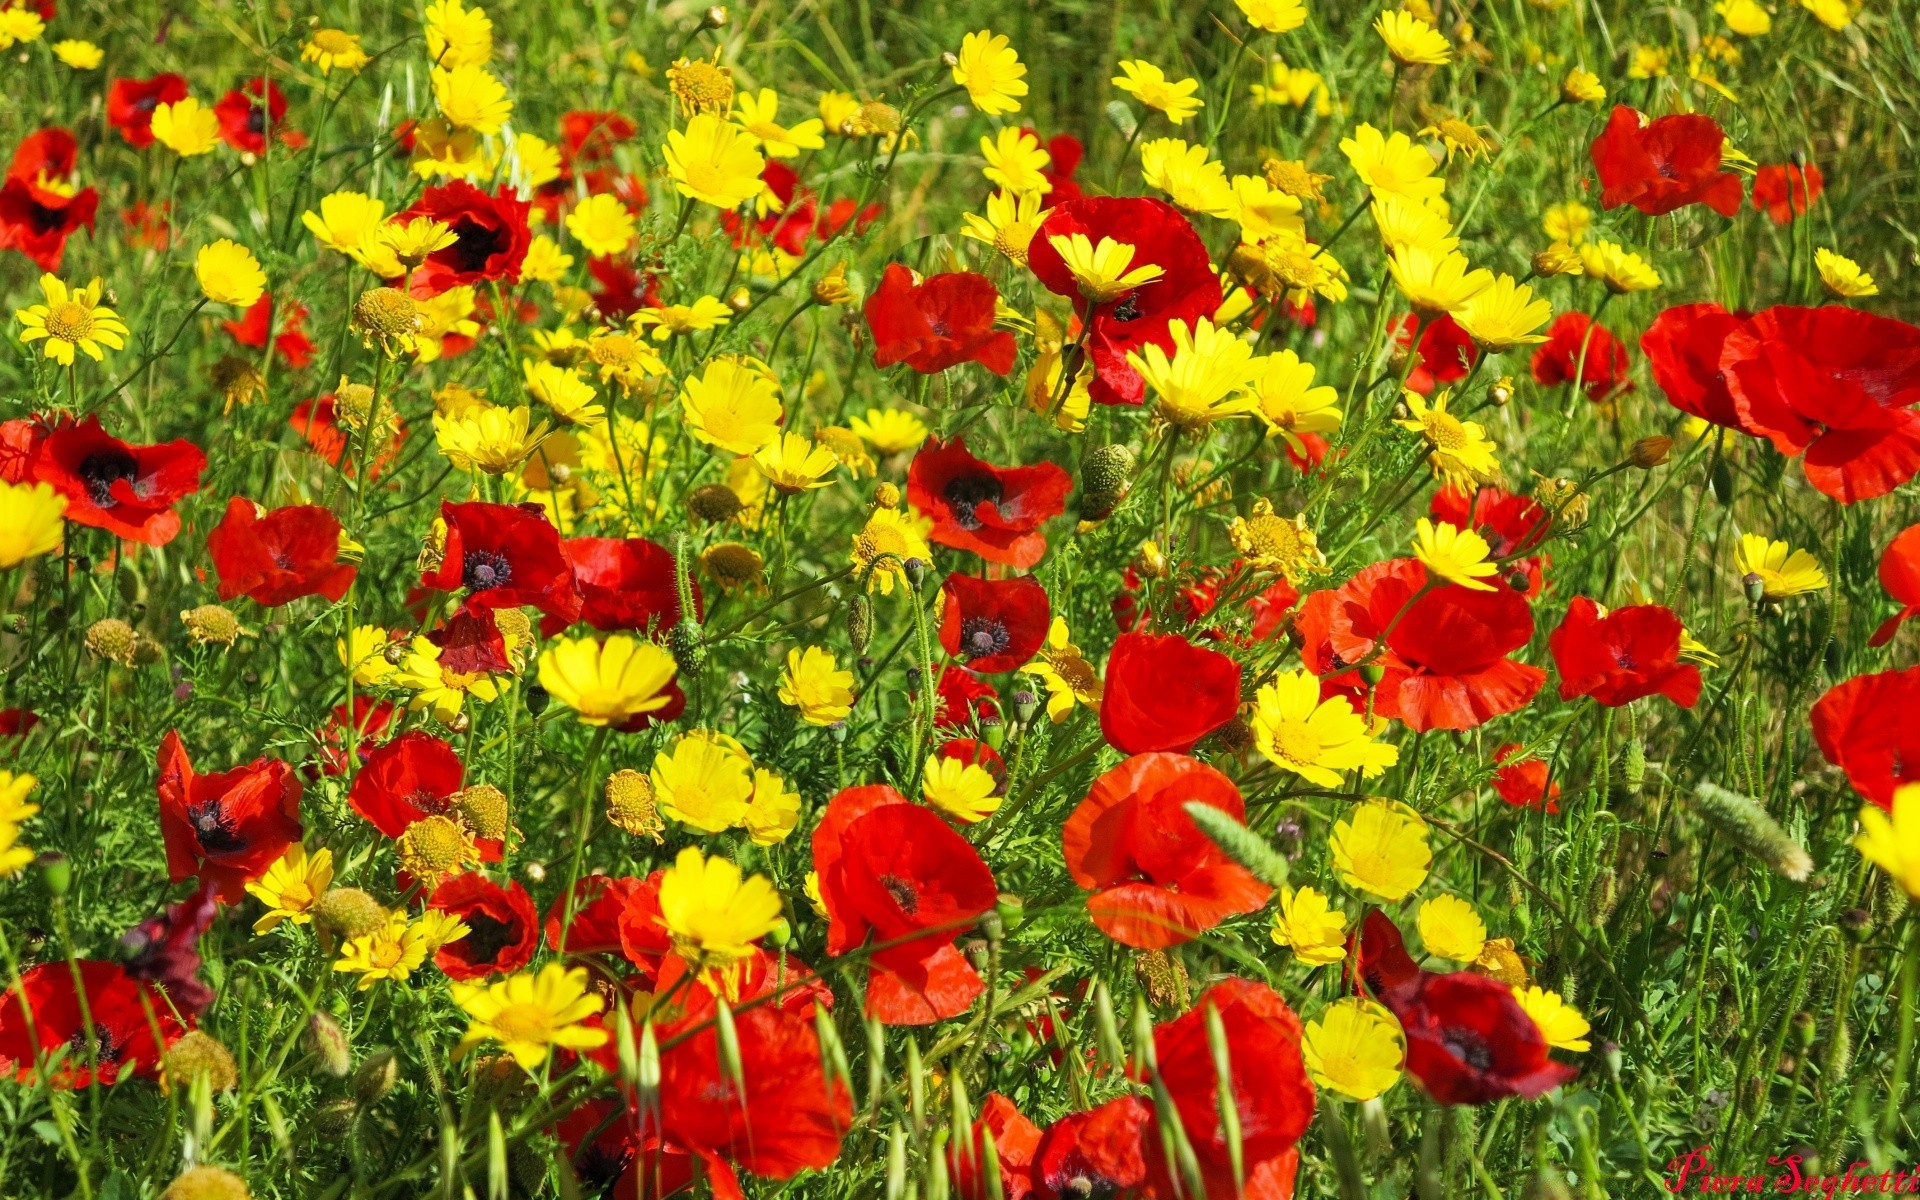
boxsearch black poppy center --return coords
[26,200,68,235]
[1440,1027,1495,1072]
[187,800,248,855]
[1110,293,1143,322]
[246,107,267,136]
[879,874,919,915]
[943,474,1003,531]
[575,1142,635,1190]
[78,450,139,507]
[1063,1175,1120,1200]
[960,617,1011,661]
[1612,647,1638,671]
[447,218,507,273]
[69,1026,126,1065]
[133,96,161,114]
[459,912,517,965]
[463,549,513,592]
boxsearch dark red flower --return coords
[930,665,1001,730]
[0,708,39,736]
[550,535,698,638]
[1354,912,1577,1105]
[421,500,582,625]
[1531,311,1633,402]
[1430,485,1550,596]
[1590,105,1743,217]
[1549,596,1701,708]
[1752,162,1823,224]
[546,873,646,957]
[208,496,356,607]
[0,128,98,271]
[0,961,184,1088]
[1100,631,1241,754]
[1811,667,1920,811]
[400,180,533,297]
[907,437,1072,569]
[1062,753,1270,949]
[554,1101,690,1200]
[1492,744,1560,812]
[1720,306,1920,503]
[865,263,1017,376]
[120,879,220,1018]
[1641,302,1748,429]
[813,785,998,1024]
[1394,313,1478,395]
[940,573,1050,673]
[26,414,206,546]
[1871,523,1920,646]
[213,77,292,156]
[1028,197,1223,407]
[1032,1097,1153,1200]
[107,74,189,148]
[222,295,314,367]
[951,1093,1043,1200]
[156,730,303,903]
[589,257,660,320]
[428,874,539,981]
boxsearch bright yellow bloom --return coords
[511,134,563,191]
[523,360,604,426]
[1628,45,1671,79]
[0,772,39,878]
[1857,784,1920,900]
[962,190,1052,267]
[196,240,267,309]
[1253,669,1398,787]
[666,113,768,210]
[302,28,371,74]
[1112,61,1203,124]
[682,358,785,455]
[952,29,1028,115]
[393,634,508,724]
[1340,124,1445,203]
[522,235,574,284]
[339,625,396,687]
[1542,201,1592,244]
[565,193,636,258]
[407,118,493,181]
[0,481,65,568]
[1375,10,1451,65]
[1455,275,1552,351]
[922,755,1002,824]
[1734,533,1827,599]
[652,734,756,833]
[980,126,1051,196]
[453,964,608,1069]
[0,6,42,47]
[425,0,493,67]
[819,91,863,135]
[1019,617,1102,721]
[15,274,128,366]
[245,845,335,934]
[849,408,929,456]
[151,97,221,156]
[1397,389,1500,488]
[435,405,550,475]
[1417,894,1487,962]
[52,39,103,69]
[1801,0,1851,30]
[635,295,733,340]
[659,846,784,983]
[754,432,839,493]
[1330,798,1432,901]
[538,635,679,726]
[1127,317,1261,428]
[1580,240,1661,293]
[334,909,454,990]
[1047,233,1164,305]
[1271,886,1348,965]
[1414,518,1500,591]
[1237,0,1308,33]
[432,64,512,134]
[851,506,933,595]
[1389,246,1492,318]
[1229,499,1326,583]
[733,87,826,158]
[1816,248,1878,298]
[1250,350,1341,453]
[779,646,855,726]
[1371,193,1457,256]
[1140,137,1235,218]
[743,769,803,846]
[302,191,396,274]
[1230,175,1306,243]
[1304,999,1405,1101]
[1514,986,1592,1052]
[1561,67,1607,104]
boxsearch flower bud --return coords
[354,1048,398,1104]
[1488,375,1514,406]
[1691,781,1813,881]
[812,262,855,307]
[1359,661,1386,684]
[306,1013,352,1077]
[1011,688,1040,724]
[37,851,70,898]
[1080,444,1136,521]
[524,683,551,715]
[847,593,874,653]
[1628,436,1672,469]
[1743,573,1767,606]
[701,4,729,27]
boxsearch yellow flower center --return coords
[994,221,1036,265]
[1422,411,1468,451]
[857,524,911,562]
[485,1003,556,1044]
[398,815,471,876]
[1267,716,1322,767]
[669,60,734,114]
[1243,514,1306,561]
[312,29,357,54]
[45,301,94,343]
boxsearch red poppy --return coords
[1549,596,1701,708]
[560,110,637,164]
[156,730,303,903]
[346,731,500,858]
[1393,313,1478,395]
[1531,311,1633,402]
[726,162,815,255]
[1141,978,1314,1200]
[940,573,1051,673]
[23,414,206,546]
[1492,744,1560,812]
[611,871,673,985]
[929,665,1001,730]
[1032,1096,1153,1200]
[400,179,533,297]
[950,1092,1042,1200]
[0,128,98,271]
[544,873,646,957]
[1720,306,1920,504]
[1111,563,1227,635]
[1811,667,1920,810]
[122,200,171,250]
[107,74,189,147]
[1430,484,1550,596]
[313,696,395,777]
[551,535,698,638]
[590,257,661,320]
[207,496,356,607]
[422,500,583,626]
[0,708,39,736]
[864,263,1017,376]
[1100,631,1241,754]
[554,1101,689,1200]
[1752,162,1823,224]
[1025,129,1085,201]
[1871,524,1920,646]
[213,77,296,156]
[1062,753,1270,949]
[1028,197,1223,407]
[1589,105,1743,217]
[1641,302,1748,430]
[121,879,220,1018]
[1353,912,1577,1105]
[818,194,882,240]
[0,961,185,1088]
[812,784,998,1024]
[222,295,314,367]
[428,874,539,981]
[907,437,1071,569]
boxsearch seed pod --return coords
[669,619,705,674]
[37,852,70,898]
[313,888,388,942]
[162,1030,238,1095]
[847,593,874,653]
[181,605,244,647]
[1711,456,1735,504]
[85,617,139,666]
[1691,781,1813,881]
[686,483,743,523]
[451,784,508,841]
[1080,444,1136,521]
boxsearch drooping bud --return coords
[1628,436,1673,469]
[1080,444,1136,521]
[354,1048,399,1104]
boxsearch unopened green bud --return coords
[1081,444,1137,521]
